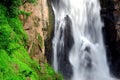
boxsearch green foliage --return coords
[0,0,63,80]
[0,3,38,80]
[0,0,35,17]
[38,33,43,48]
[20,10,31,21]
[42,63,63,80]
[36,63,63,80]
[47,0,54,39]
[26,0,36,3]
[0,0,22,17]
[20,10,31,16]
[22,0,37,5]
[0,20,13,49]
[8,18,28,43]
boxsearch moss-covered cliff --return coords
[45,0,54,64]
[0,0,63,80]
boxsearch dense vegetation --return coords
[0,0,63,80]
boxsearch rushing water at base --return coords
[51,0,116,80]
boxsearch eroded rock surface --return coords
[19,0,49,63]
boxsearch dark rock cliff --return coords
[100,0,120,78]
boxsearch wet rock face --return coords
[114,0,120,60]
[57,15,74,80]
[100,0,120,78]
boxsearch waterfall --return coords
[51,0,116,80]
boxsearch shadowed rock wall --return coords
[101,0,120,78]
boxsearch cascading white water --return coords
[51,0,116,80]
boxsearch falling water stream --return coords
[51,0,116,80]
